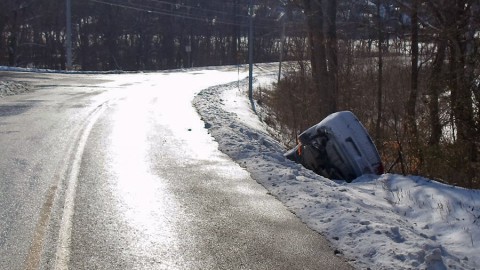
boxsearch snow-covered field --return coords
[193,76,480,270]
[1,66,479,269]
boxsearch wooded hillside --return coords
[0,0,291,70]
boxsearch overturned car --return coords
[285,111,384,182]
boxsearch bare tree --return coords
[298,0,338,118]
[405,0,419,139]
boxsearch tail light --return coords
[297,141,303,156]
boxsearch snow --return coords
[0,66,33,97]
[193,75,480,270]
[2,65,479,269]
[0,81,30,97]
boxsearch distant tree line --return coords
[0,0,295,70]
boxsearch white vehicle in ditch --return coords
[285,111,384,182]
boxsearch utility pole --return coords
[248,0,254,103]
[66,0,72,70]
[278,13,286,84]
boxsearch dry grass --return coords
[259,51,480,189]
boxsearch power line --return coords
[148,0,254,11]
[89,0,283,30]
[66,0,72,70]
[145,0,244,17]
[90,0,246,26]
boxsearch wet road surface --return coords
[0,69,351,269]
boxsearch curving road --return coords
[0,68,351,270]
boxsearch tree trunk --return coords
[325,0,338,114]
[8,10,18,66]
[449,34,477,183]
[375,0,383,140]
[405,0,422,172]
[303,0,336,119]
[427,38,446,146]
[405,0,419,139]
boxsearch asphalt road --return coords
[0,69,352,270]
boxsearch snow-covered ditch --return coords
[193,79,480,270]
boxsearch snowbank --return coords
[0,66,52,98]
[193,79,480,270]
[0,81,31,97]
